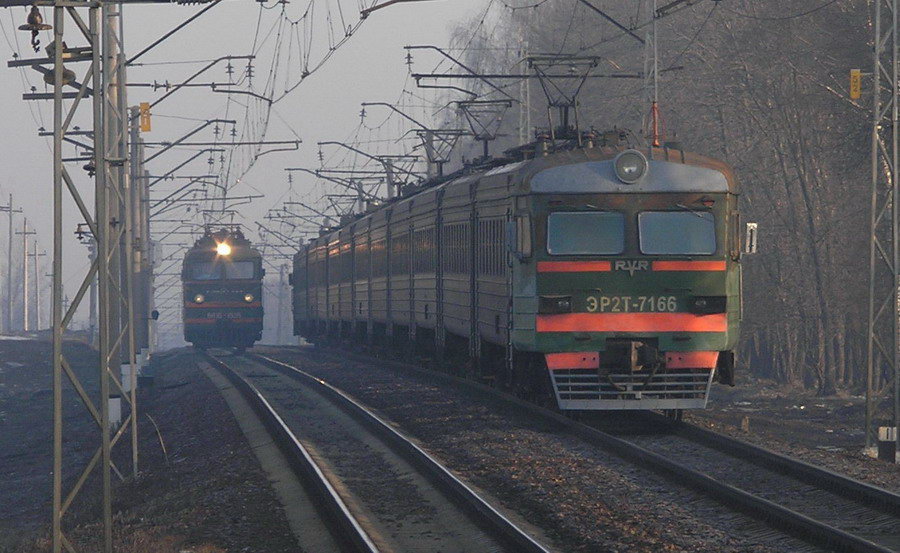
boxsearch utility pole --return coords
[29,244,46,330]
[643,0,661,146]
[4,1,228,550]
[516,7,531,145]
[277,263,286,343]
[866,0,900,463]
[15,220,35,331]
[0,195,22,334]
[89,241,97,346]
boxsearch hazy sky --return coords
[0,0,486,325]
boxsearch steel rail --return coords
[288,347,898,553]
[644,412,900,517]
[246,352,551,553]
[201,353,379,553]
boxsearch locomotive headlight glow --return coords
[193,294,205,304]
[216,242,232,256]
[614,149,648,184]
[243,293,254,303]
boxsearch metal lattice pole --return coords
[46,0,138,549]
[866,0,900,462]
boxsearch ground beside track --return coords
[692,375,900,493]
[257,345,830,553]
[0,341,297,552]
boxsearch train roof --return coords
[517,146,739,196]
[306,142,739,249]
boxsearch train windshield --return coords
[188,260,256,280]
[190,262,219,280]
[224,261,255,279]
[547,211,624,255]
[638,211,716,255]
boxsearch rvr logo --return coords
[613,260,649,276]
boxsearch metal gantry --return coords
[867,0,900,462]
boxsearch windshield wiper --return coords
[675,203,708,219]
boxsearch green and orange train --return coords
[291,136,750,413]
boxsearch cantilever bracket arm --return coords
[360,0,438,18]
[143,119,236,163]
[405,45,516,101]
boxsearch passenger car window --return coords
[638,211,716,255]
[546,212,624,255]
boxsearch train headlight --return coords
[538,295,573,314]
[193,294,205,304]
[216,242,232,256]
[614,149,648,184]
[243,293,254,303]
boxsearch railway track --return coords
[264,346,900,553]
[592,412,900,553]
[202,350,550,553]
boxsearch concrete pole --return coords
[22,220,28,331]
[33,243,39,331]
[89,241,97,347]
[278,263,286,343]
[6,195,13,333]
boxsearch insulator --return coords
[19,6,52,53]
[19,6,50,30]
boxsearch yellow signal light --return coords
[139,102,151,132]
[850,69,861,100]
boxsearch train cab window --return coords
[190,262,219,280]
[224,261,256,279]
[546,211,624,255]
[638,211,716,255]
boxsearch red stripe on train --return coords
[651,260,726,271]
[184,318,263,324]
[537,261,612,273]
[185,302,262,308]
[536,312,727,333]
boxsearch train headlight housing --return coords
[193,294,205,304]
[614,149,648,184]
[243,293,254,303]
[688,296,726,314]
[216,242,232,256]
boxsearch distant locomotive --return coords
[291,134,752,414]
[182,228,264,352]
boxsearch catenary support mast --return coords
[866,0,900,463]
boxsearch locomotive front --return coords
[182,229,264,351]
[511,148,745,412]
